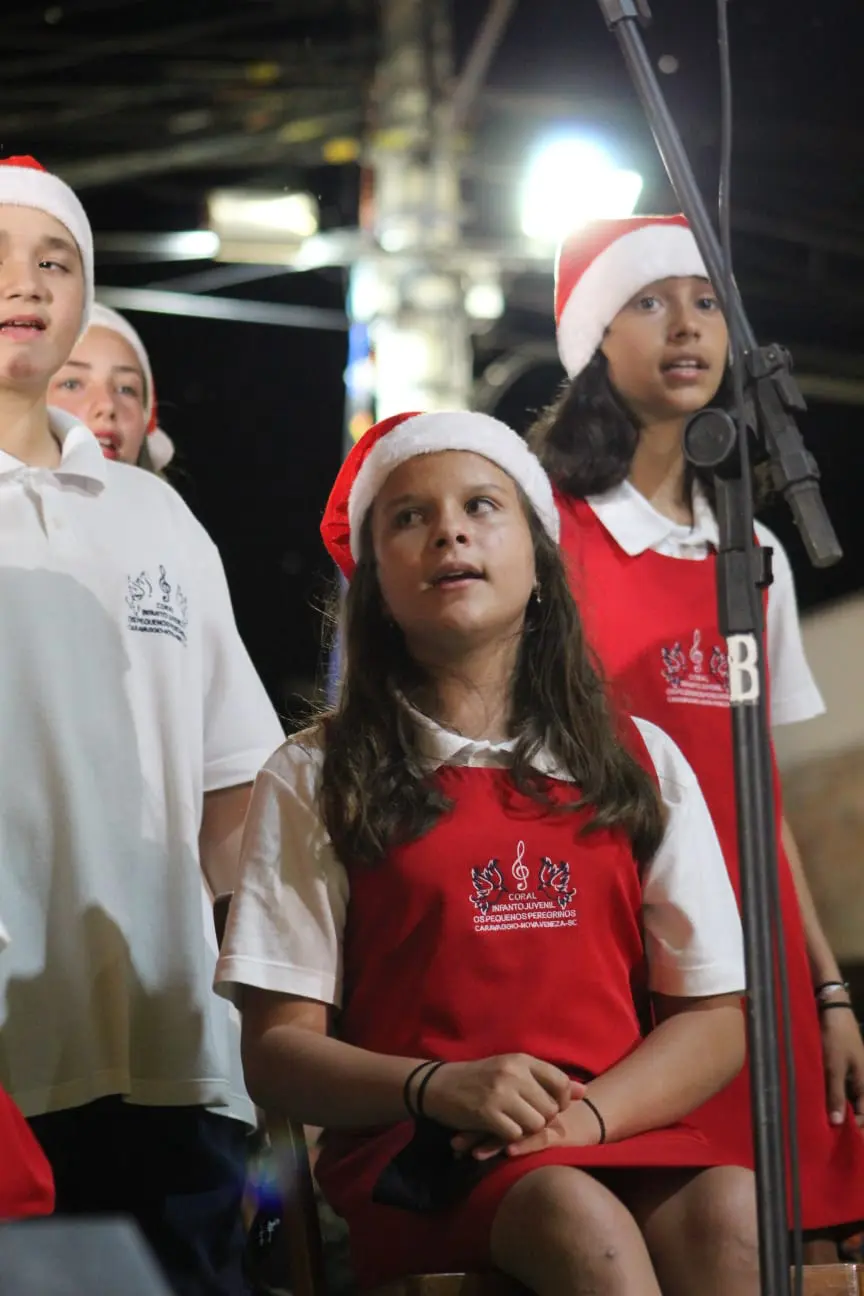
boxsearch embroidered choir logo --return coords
[469,840,578,934]
[126,566,189,645]
[660,628,729,709]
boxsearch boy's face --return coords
[0,205,85,392]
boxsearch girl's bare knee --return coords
[688,1166,758,1261]
[491,1167,656,1294]
[637,1165,759,1292]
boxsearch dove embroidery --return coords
[537,858,577,910]
[469,860,509,915]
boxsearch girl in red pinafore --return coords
[216,410,758,1294]
[529,214,864,1241]
[0,915,54,1221]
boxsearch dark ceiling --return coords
[1,0,861,717]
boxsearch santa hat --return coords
[0,156,94,330]
[321,410,560,580]
[555,215,708,379]
[89,302,175,470]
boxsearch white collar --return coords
[586,478,718,555]
[0,408,107,492]
[408,703,569,782]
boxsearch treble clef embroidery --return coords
[512,840,529,892]
[689,628,704,674]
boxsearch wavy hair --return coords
[318,500,665,869]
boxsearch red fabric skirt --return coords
[317,1118,741,1288]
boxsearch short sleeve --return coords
[756,523,825,727]
[213,737,349,1008]
[633,717,745,998]
[195,533,286,791]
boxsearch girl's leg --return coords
[490,1165,663,1296]
[625,1165,759,1296]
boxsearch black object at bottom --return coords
[29,1097,249,1296]
[373,1118,503,1213]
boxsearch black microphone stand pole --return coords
[593,5,843,1295]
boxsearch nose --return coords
[667,298,701,341]
[89,382,119,423]
[432,501,469,549]
[0,257,44,304]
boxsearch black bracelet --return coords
[582,1095,606,1145]
[819,1001,856,1015]
[403,1061,436,1117]
[815,980,850,1001]
[415,1061,447,1118]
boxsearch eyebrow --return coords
[58,360,143,378]
[0,232,80,261]
[383,482,509,511]
[40,235,78,256]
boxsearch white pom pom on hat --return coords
[321,410,560,580]
[0,155,94,331]
[555,214,708,379]
[89,302,175,470]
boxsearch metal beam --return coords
[0,8,341,79]
[451,0,517,132]
[144,265,295,294]
[94,286,347,332]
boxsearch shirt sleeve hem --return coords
[204,748,281,793]
[771,689,826,728]
[648,962,746,998]
[214,956,340,1008]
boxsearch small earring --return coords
[532,582,542,605]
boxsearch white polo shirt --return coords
[0,411,284,1123]
[587,480,825,727]
[214,714,746,1011]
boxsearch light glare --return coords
[521,138,643,243]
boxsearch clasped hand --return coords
[413,1052,602,1160]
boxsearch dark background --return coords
[3,0,862,723]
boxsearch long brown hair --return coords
[318,497,664,868]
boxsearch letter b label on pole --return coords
[727,633,761,704]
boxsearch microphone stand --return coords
[593,5,843,1295]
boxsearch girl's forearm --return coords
[585,999,745,1143]
[242,1020,424,1128]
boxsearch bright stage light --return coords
[207,189,319,242]
[520,137,643,243]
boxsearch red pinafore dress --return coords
[556,492,864,1231]
[0,1086,54,1219]
[315,737,737,1288]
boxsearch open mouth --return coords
[0,317,46,338]
[426,566,485,589]
[94,432,121,459]
[661,355,709,376]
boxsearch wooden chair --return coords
[212,894,864,1296]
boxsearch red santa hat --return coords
[321,410,560,580]
[0,156,94,330]
[89,303,175,470]
[555,214,708,379]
